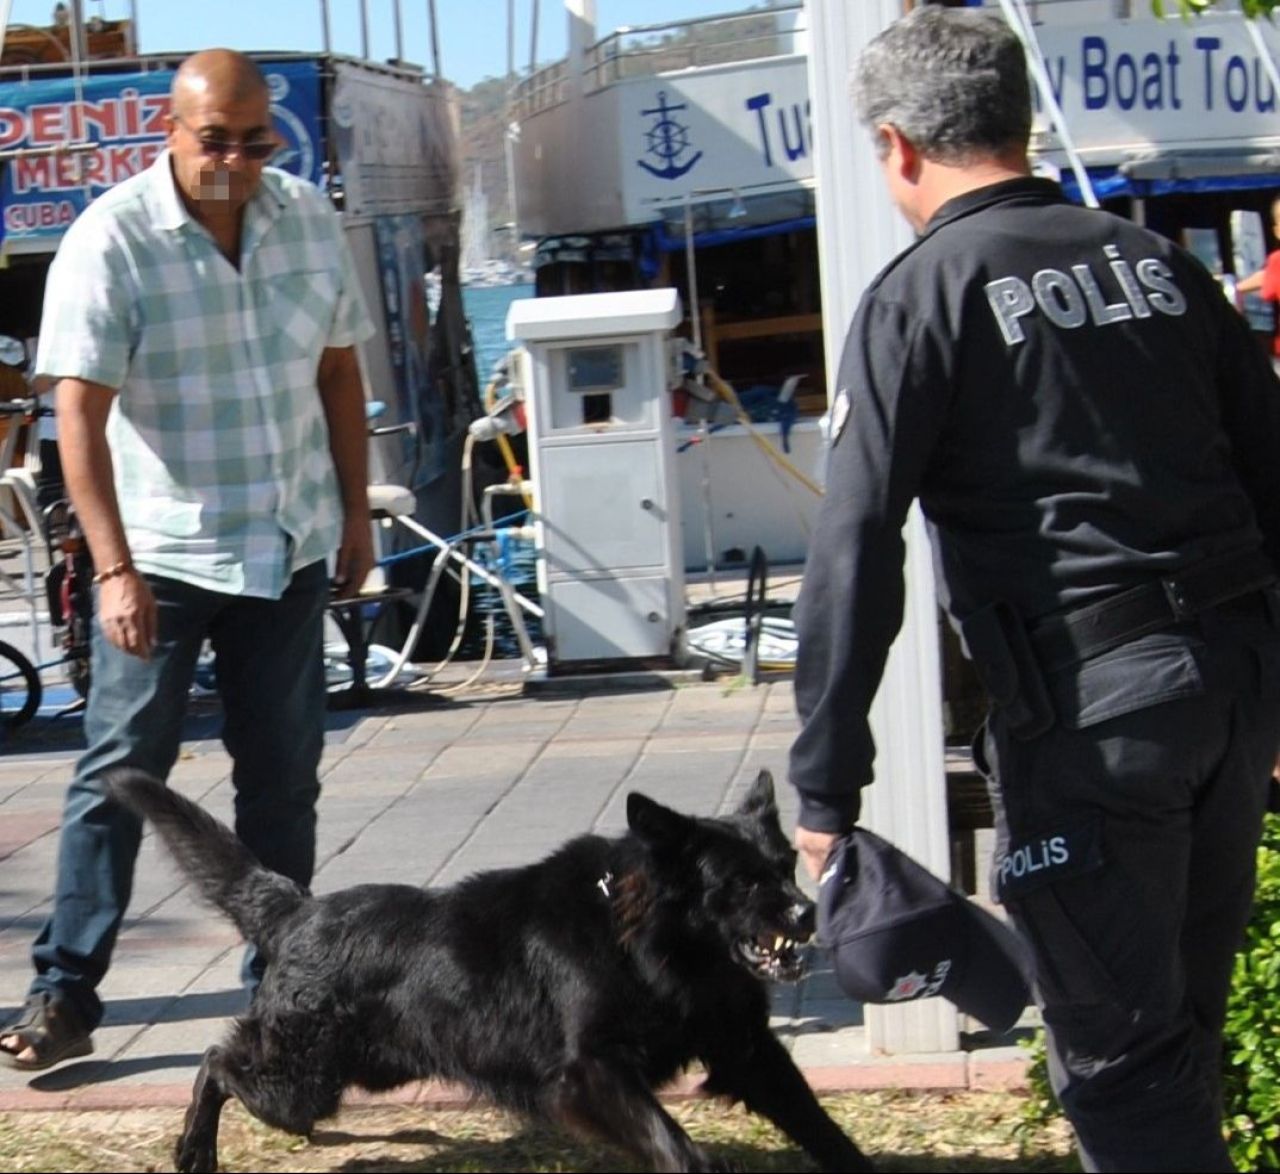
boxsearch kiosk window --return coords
[566,345,622,424]
[567,345,623,392]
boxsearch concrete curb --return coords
[0,1055,1029,1113]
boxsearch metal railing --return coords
[0,0,442,82]
[510,4,806,122]
[511,57,568,120]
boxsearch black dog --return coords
[110,767,872,1173]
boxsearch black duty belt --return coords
[1029,549,1278,671]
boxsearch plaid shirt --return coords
[36,150,376,598]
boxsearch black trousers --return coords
[976,603,1280,1173]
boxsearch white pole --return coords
[529,0,540,75]
[1245,14,1280,101]
[0,0,13,63]
[507,0,514,78]
[392,0,404,62]
[426,0,441,78]
[998,0,1099,208]
[683,194,718,590]
[805,0,956,1057]
[69,0,90,216]
[504,122,519,254]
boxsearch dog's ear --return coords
[737,769,778,821]
[627,792,691,846]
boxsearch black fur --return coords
[109,767,873,1173]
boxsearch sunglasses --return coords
[173,115,277,161]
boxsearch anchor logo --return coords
[637,91,703,181]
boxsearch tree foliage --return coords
[1221,812,1280,1170]
[1158,0,1280,17]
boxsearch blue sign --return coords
[0,60,323,245]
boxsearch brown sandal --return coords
[0,991,93,1071]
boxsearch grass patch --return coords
[0,1089,1079,1172]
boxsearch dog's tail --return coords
[107,768,306,949]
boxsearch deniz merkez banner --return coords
[0,60,322,247]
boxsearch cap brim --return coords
[943,894,1033,1033]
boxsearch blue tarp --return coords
[1060,166,1280,203]
[650,214,817,253]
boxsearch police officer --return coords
[788,8,1280,1173]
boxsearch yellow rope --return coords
[701,369,824,497]
[484,378,533,510]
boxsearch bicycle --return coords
[0,637,40,728]
[42,496,94,700]
[0,496,94,731]
[0,332,94,731]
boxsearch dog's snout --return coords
[788,899,815,940]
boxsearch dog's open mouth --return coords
[736,933,808,983]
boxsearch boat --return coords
[459,162,532,288]
[0,1,486,657]
[508,0,1280,576]
[509,3,825,575]
[461,258,534,287]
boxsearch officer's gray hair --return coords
[853,6,1031,165]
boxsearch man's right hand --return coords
[97,569,156,660]
[795,826,841,882]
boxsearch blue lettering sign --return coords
[1196,36,1222,110]
[746,92,775,168]
[1079,35,1183,112]
[1082,35,1110,110]
[746,92,811,170]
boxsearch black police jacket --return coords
[790,176,1280,832]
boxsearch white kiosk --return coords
[506,289,687,669]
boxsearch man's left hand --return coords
[331,515,376,599]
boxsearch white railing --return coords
[510,4,806,121]
[586,4,806,89]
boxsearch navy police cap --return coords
[816,827,1034,1034]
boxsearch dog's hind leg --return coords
[703,1032,874,1172]
[548,1056,729,1173]
[174,1046,231,1174]
[175,1022,344,1173]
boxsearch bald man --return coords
[1,49,376,1070]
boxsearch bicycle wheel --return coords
[0,640,40,729]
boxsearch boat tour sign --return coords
[1030,12,1280,162]
[615,12,1280,218]
[0,61,322,248]
[621,56,812,222]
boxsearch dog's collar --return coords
[596,870,613,899]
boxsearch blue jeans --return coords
[29,560,329,1029]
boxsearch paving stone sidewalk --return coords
[0,666,1027,1112]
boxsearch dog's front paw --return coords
[173,1130,218,1174]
